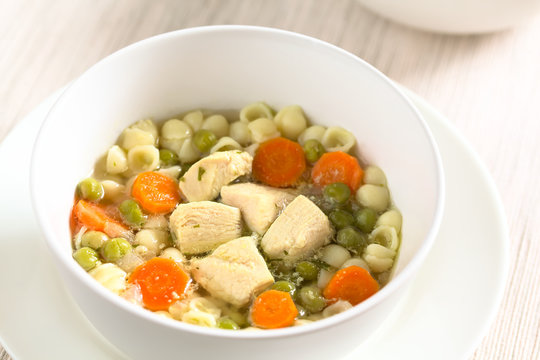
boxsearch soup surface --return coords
[70,102,402,330]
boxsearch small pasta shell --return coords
[364,243,396,258]
[363,166,387,186]
[376,209,402,234]
[210,137,242,153]
[189,297,222,319]
[317,268,335,289]
[229,121,251,146]
[101,180,126,202]
[247,118,280,143]
[135,229,170,255]
[159,247,186,264]
[177,138,201,163]
[298,125,326,146]
[320,244,351,268]
[143,215,169,230]
[321,126,356,153]
[182,310,217,327]
[363,254,393,273]
[239,102,274,123]
[161,119,192,140]
[362,243,395,273]
[356,184,389,212]
[121,128,155,150]
[202,114,229,138]
[106,145,128,174]
[89,263,127,294]
[183,111,204,132]
[322,300,353,318]
[127,145,160,173]
[158,165,182,180]
[370,225,399,251]
[160,138,185,155]
[130,118,158,140]
[340,257,370,272]
[273,105,308,140]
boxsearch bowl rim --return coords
[30,24,445,339]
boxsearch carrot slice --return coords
[252,137,306,187]
[131,172,180,214]
[323,265,379,305]
[73,199,128,238]
[129,257,190,311]
[251,289,298,329]
[311,151,364,192]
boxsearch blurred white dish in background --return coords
[357,0,540,34]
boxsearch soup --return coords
[70,102,402,330]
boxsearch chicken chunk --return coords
[261,195,332,263]
[191,236,274,307]
[179,150,252,202]
[220,183,296,234]
[169,201,242,254]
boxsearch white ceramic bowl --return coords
[357,0,540,34]
[31,26,444,360]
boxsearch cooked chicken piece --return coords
[220,183,296,234]
[179,150,253,202]
[191,236,274,307]
[261,195,332,263]
[169,201,242,254]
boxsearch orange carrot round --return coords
[73,199,128,238]
[323,265,379,305]
[253,137,306,187]
[131,172,180,214]
[311,151,364,192]
[251,289,298,329]
[129,257,190,311]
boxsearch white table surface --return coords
[1,1,539,359]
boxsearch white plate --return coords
[0,87,508,360]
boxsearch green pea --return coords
[354,208,378,233]
[77,178,104,202]
[101,237,132,262]
[271,280,297,297]
[217,317,240,330]
[119,199,146,227]
[295,261,319,281]
[193,129,217,153]
[298,286,326,313]
[73,247,99,271]
[323,182,351,205]
[336,227,367,251]
[329,209,355,230]
[81,231,109,250]
[159,149,179,166]
[303,139,325,163]
[227,310,249,328]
